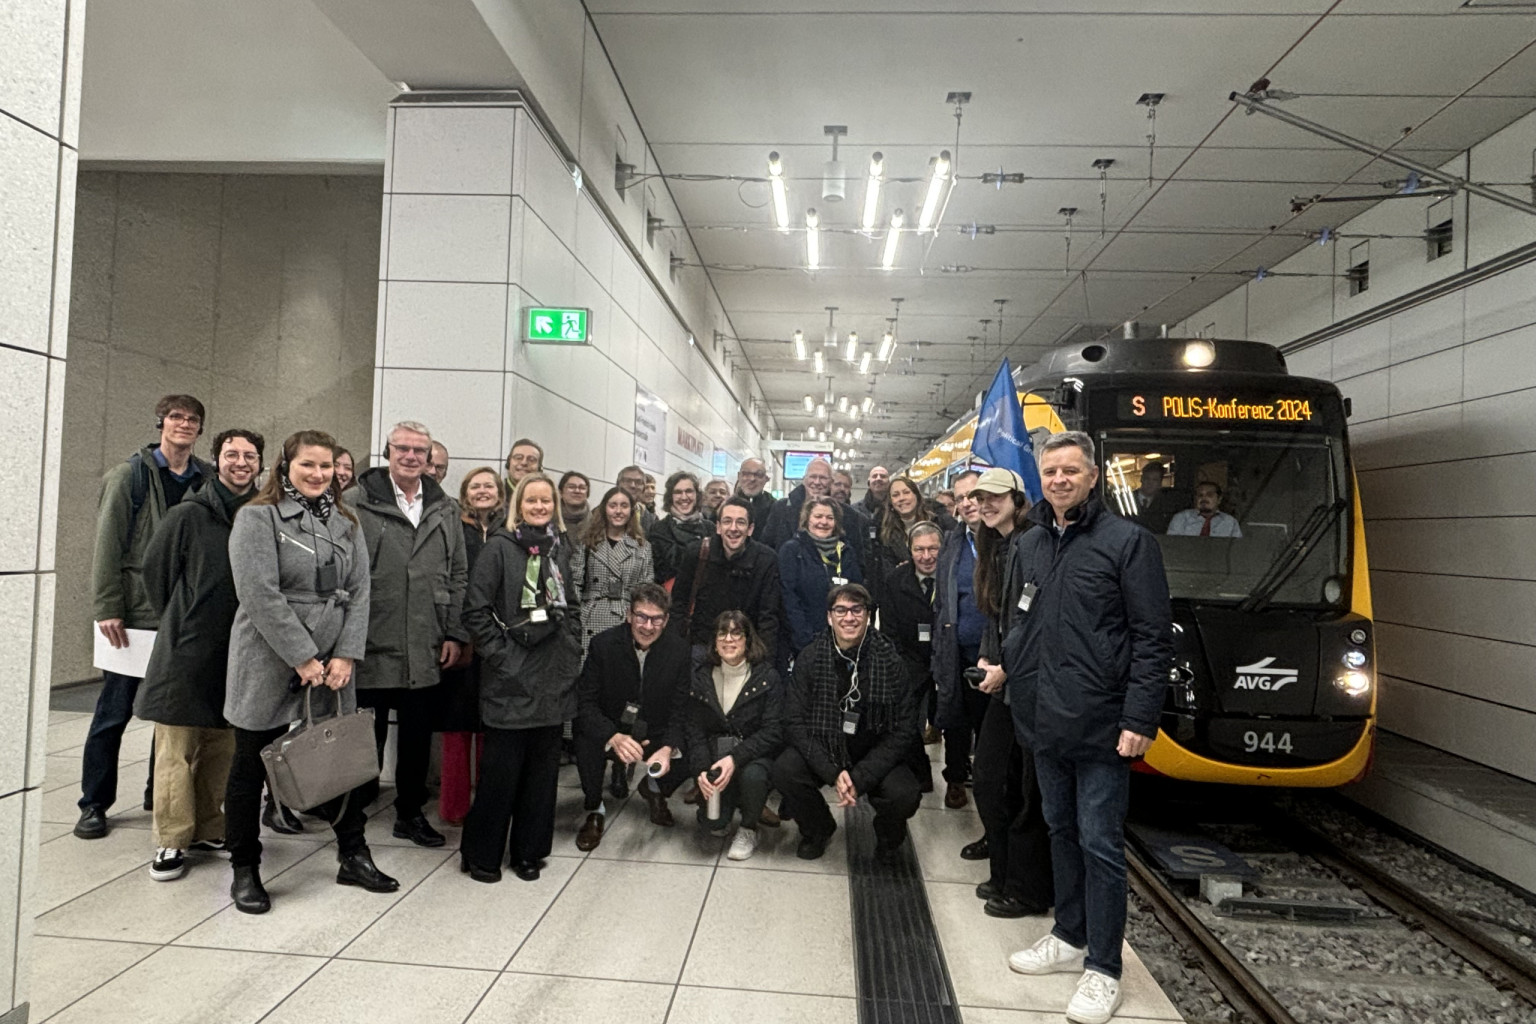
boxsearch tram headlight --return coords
[1182,339,1216,368]
[1322,577,1344,605]
[1342,649,1367,669]
[1334,670,1371,697]
[1349,627,1368,645]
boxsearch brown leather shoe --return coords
[641,783,674,827]
[759,805,782,828]
[944,783,969,810]
[575,813,604,851]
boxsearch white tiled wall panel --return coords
[378,368,505,464]
[1380,677,1536,783]
[0,0,67,136]
[382,281,508,372]
[387,194,512,283]
[0,116,62,356]
[390,106,515,197]
[0,347,49,574]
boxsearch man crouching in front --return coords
[772,583,921,862]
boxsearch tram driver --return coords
[1166,481,1242,538]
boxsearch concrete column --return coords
[0,0,86,1019]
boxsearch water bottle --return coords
[705,766,723,822]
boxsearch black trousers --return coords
[225,725,369,869]
[357,685,439,817]
[573,726,683,811]
[972,696,1054,907]
[462,725,562,870]
[771,747,921,846]
[942,683,992,784]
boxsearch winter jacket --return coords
[575,621,690,751]
[436,514,503,732]
[648,515,712,585]
[353,467,468,691]
[670,536,782,652]
[462,528,582,730]
[978,527,1031,668]
[92,443,214,628]
[777,530,864,668]
[679,657,784,776]
[224,499,372,732]
[736,490,776,537]
[929,524,975,731]
[878,561,936,696]
[759,485,873,557]
[136,482,249,728]
[570,534,654,659]
[1002,497,1174,762]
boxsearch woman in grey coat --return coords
[222,430,398,915]
[460,473,582,883]
[570,486,654,659]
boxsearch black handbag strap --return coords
[687,537,710,618]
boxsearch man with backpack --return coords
[77,395,214,840]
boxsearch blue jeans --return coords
[79,671,150,812]
[1033,750,1132,980]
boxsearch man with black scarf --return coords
[772,582,922,861]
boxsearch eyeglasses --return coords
[830,605,867,618]
[164,412,202,425]
[739,469,767,479]
[631,612,668,627]
[392,445,430,458]
[716,628,746,639]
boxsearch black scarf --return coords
[799,628,905,765]
[507,522,569,609]
[281,476,334,523]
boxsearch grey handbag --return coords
[259,685,379,812]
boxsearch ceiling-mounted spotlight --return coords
[803,394,814,412]
[861,152,884,231]
[918,151,952,232]
[847,405,859,421]
[845,331,859,363]
[878,330,895,362]
[861,395,874,413]
[805,208,820,270]
[793,329,806,361]
[858,349,872,375]
[835,428,845,441]
[823,125,848,202]
[838,395,849,413]
[854,426,863,440]
[881,209,904,270]
[813,349,825,375]
[767,152,790,231]
[816,403,827,420]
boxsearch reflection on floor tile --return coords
[173,846,452,957]
[44,944,323,1024]
[681,870,854,998]
[466,973,672,1024]
[668,987,858,1024]
[510,859,713,983]
[261,958,496,1024]
[342,854,579,970]
[26,935,157,1021]
[909,807,989,885]
[586,798,725,866]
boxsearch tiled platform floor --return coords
[32,709,1183,1023]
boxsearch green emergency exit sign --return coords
[524,307,591,344]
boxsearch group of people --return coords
[77,394,1171,1024]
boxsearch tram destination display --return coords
[1118,392,1318,424]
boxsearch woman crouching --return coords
[460,473,582,882]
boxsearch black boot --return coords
[231,865,270,915]
[336,848,400,893]
[263,797,304,835]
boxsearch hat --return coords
[970,467,1026,495]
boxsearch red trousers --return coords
[439,732,484,823]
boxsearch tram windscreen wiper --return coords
[1238,497,1347,613]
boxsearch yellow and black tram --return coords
[913,336,1375,787]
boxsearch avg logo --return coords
[1233,657,1299,691]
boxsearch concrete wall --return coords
[54,170,381,686]
[1,0,85,1012]
[1173,109,1536,784]
[374,99,763,496]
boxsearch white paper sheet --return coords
[93,628,157,677]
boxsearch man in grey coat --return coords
[353,421,469,847]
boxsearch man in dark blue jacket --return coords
[1002,431,1172,1024]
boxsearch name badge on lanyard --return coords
[530,607,549,623]
[1017,582,1038,613]
[841,709,860,735]
[917,624,932,643]
[831,575,849,586]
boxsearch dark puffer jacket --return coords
[679,656,784,776]
[670,537,782,653]
[462,528,582,730]
[777,530,863,668]
[135,481,249,728]
[1002,497,1174,761]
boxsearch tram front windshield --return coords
[1100,433,1348,607]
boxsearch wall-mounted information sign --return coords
[1118,393,1317,424]
[525,307,591,344]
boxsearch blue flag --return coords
[972,359,1042,502]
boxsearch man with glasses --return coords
[573,583,690,849]
[354,420,469,849]
[428,441,451,485]
[733,458,774,535]
[773,583,922,861]
[77,394,214,840]
[878,521,945,792]
[504,438,543,491]
[618,464,659,530]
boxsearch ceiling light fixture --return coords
[835,428,845,441]
[861,152,884,231]
[813,349,825,374]
[803,394,814,412]
[858,350,872,375]
[816,403,827,420]
[767,152,790,231]
[854,426,863,440]
[845,331,859,363]
[805,209,820,270]
[822,125,848,202]
[793,329,806,360]
[877,330,895,362]
[918,151,952,232]
[861,396,874,413]
[881,209,905,270]
[838,395,848,413]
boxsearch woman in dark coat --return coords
[681,611,783,861]
[777,497,863,669]
[867,476,956,610]
[437,466,506,826]
[461,473,583,883]
[647,470,712,586]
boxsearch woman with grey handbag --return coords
[222,430,397,914]
[460,473,582,883]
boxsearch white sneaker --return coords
[727,828,759,861]
[1066,969,1122,1024]
[1008,932,1086,975]
[149,848,187,881]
